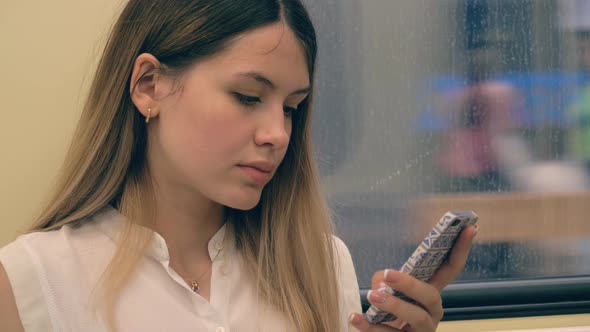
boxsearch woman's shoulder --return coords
[0,232,60,332]
[0,206,121,297]
[0,206,115,280]
[0,207,121,331]
[331,235,362,315]
[331,235,354,271]
[1,206,120,258]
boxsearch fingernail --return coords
[384,269,402,283]
[472,225,479,238]
[377,281,389,290]
[348,312,360,324]
[367,290,387,303]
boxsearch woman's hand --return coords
[349,224,478,331]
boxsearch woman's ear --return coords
[130,53,163,121]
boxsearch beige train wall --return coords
[1,1,588,330]
[1,2,124,245]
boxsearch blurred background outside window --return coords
[305,0,590,288]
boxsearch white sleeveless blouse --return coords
[0,206,362,331]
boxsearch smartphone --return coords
[364,210,478,324]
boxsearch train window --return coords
[305,0,590,319]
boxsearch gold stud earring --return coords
[145,108,152,124]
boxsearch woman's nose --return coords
[253,106,291,150]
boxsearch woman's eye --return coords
[234,93,261,106]
[233,92,297,117]
[283,106,297,117]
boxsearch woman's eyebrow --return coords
[234,71,310,95]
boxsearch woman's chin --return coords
[222,190,262,211]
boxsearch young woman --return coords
[0,1,477,331]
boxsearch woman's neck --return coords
[151,181,225,266]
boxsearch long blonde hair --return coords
[29,0,341,331]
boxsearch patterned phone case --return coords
[363,210,478,324]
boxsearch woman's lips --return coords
[237,165,273,185]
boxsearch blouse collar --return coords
[92,205,230,263]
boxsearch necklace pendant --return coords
[190,281,200,293]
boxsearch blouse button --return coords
[214,241,224,251]
[216,327,225,332]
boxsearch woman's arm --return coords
[0,262,25,332]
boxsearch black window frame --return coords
[360,276,590,321]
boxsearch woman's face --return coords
[149,22,310,210]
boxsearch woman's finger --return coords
[429,224,478,291]
[381,270,444,322]
[372,270,386,289]
[367,270,443,331]
[366,289,437,331]
[381,318,407,330]
[374,224,477,292]
[349,312,402,332]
